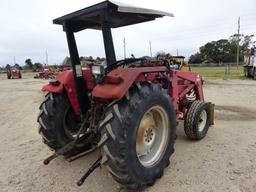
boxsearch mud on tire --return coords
[98,83,176,189]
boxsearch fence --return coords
[189,63,244,75]
[189,62,243,67]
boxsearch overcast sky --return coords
[0,0,255,66]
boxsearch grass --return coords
[191,66,245,80]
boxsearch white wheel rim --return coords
[198,110,207,132]
[136,106,170,168]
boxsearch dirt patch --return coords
[0,76,256,192]
[205,79,256,87]
[215,105,256,121]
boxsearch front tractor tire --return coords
[99,84,176,189]
[37,93,93,156]
[184,100,211,140]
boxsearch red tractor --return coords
[34,68,55,79]
[38,1,214,189]
[6,66,22,79]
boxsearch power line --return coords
[154,18,256,38]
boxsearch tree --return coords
[198,39,233,63]
[6,64,11,69]
[14,64,22,70]
[25,59,33,69]
[189,53,203,63]
[99,57,106,61]
[189,34,255,64]
[241,35,252,55]
[155,51,172,60]
[62,57,71,65]
[33,62,43,70]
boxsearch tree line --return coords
[1,34,254,70]
[188,34,254,64]
[3,59,44,71]
[2,56,106,71]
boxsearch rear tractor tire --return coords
[184,100,211,140]
[99,84,176,189]
[37,93,93,156]
[7,71,11,79]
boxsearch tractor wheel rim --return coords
[63,106,81,139]
[198,110,207,132]
[136,105,170,168]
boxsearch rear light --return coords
[103,75,123,84]
[49,80,60,86]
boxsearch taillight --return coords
[49,80,60,86]
[103,75,123,84]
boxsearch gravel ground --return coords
[0,74,256,192]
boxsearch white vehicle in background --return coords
[244,47,256,79]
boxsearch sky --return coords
[0,0,255,66]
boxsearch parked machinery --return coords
[244,47,256,79]
[167,55,191,71]
[37,1,214,189]
[6,65,22,79]
[34,68,55,79]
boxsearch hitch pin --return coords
[77,156,102,186]
[43,153,58,165]
[43,140,76,165]
[43,114,89,165]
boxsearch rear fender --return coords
[92,67,167,99]
[42,68,94,115]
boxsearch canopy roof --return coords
[53,0,174,32]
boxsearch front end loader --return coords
[37,1,214,189]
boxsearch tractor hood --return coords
[53,0,174,32]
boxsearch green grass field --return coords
[191,66,245,80]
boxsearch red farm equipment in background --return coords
[37,1,215,190]
[6,66,22,79]
[34,68,55,79]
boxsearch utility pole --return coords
[13,56,16,65]
[236,17,240,70]
[149,40,152,57]
[123,38,126,59]
[46,50,48,65]
[176,49,179,56]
